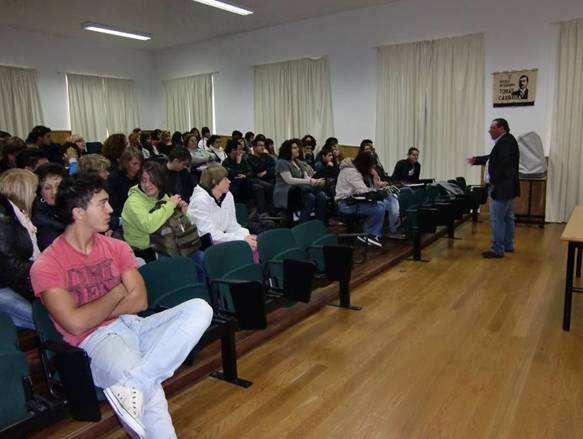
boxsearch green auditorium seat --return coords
[398,189,439,261]
[291,220,360,310]
[204,241,314,317]
[257,228,308,289]
[235,203,250,228]
[32,301,101,422]
[0,312,31,431]
[139,256,253,387]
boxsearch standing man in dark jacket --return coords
[468,118,520,258]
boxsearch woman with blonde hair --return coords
[79,154,112,180]
[0,169,40,329]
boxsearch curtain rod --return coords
[164,71,219,82]
[252,55,326,68]
[58,71,134,80]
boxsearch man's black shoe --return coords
[505,248,515,253]
[482,251,504,259]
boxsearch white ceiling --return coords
[0,0,403,51]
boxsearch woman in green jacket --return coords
[122,161,186,262]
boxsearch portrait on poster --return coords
[493,69,537,107]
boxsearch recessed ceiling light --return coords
[82,22,151,41]
[192,0,253,16]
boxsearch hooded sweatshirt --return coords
[334,158,373,201]
[121,185,174,250]
[187,185,249,242]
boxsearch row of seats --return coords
[0,219,355,435]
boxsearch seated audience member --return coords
[107,147,144,228]
[190,127,202,143]
[265,138,277,159]
[102,133,128,169]
[185,133,212,170]
[324,137,344,166]
[188,164,257,253]
[158,130,174,156]
[79,154,112,180]
[360,139,389,181]
[208,135,227,163]
[222,139,252,202]
[32,163,67,250]
[0,137,27,173]
[171,131,183,146]
[231,130,243,143]
[0,169,40,329]
[60,141,82,175]
[128,131,141,149]
[392,147,421,184]
[274,139,327,223]
[301,135,317,169]
[198,127,211,151]
[26,125,61,163]
[64,134,87,155]
[138,132,152,158]
[314,146,339,180]
[244,131,255,154]
[335,152,402,247]
[248,137,276,185]
[30,173,212,439]
[164,146,195,201]
[16,148,49,171]
[122,161,187,262]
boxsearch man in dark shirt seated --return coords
[164,146,195,201]
[392,147,421,184]
[247,138,275,214]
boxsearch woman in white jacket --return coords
[188,164,258,258]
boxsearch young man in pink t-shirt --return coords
[31,174,213,439]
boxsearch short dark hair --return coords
[492,118,510,132]
[252,137,265,147]
[324,137,339,148]
[407,147,419,156]
[60,141,82,157]
[318,145,333,161]
[35,162,67,184]
[301,135,317,148]
[26,126,51,144]
[225,139,239,156]
[140,132,151,145]
[167,146,191,163]
[353,151,375,176]
[16,148,48,169]
[2,137,26,161]
[207,135,220,148]
[244,131,254,142]
[57,173,107,225]
[201,127,210,137]
[519,75,529,82]
[231,130,243,139]
[360,139,373,149]
[0,130,11,139]
[139,161,167,196]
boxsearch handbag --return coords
[149,200,200,257]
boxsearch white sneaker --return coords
[104,384,146,439]
[357,235,382,248]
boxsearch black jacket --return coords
[392,159,421,183]
[107,168,138,218]
[222,157,252,179]
[0,195,34,300]
[247,154,276,183]
[32,197,64,251]
[474,132,520,200]
[164,168,195,202]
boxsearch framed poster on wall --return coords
[493,69,537,107]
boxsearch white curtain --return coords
[254,57,334,147]
[0,65,44,138]
[105,78,139,135]
[164,74,213,132]
[376,34,484,182]
[547,18,583,222]
[67,73,139,142]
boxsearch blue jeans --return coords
[338,200,385,237]
[489,191,515,255]
[300,190,327,223]
[80,299,213,439]
[382,195,401,233]
[0,287,34,329]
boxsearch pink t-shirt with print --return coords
[31,234,138,346]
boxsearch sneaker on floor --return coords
[481,250,504,259]
[104,384,146,439]
[357,235,383,248]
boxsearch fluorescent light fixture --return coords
[192,0,253,16]
[82,22,151,41]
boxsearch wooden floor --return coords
[100,220,583,439]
